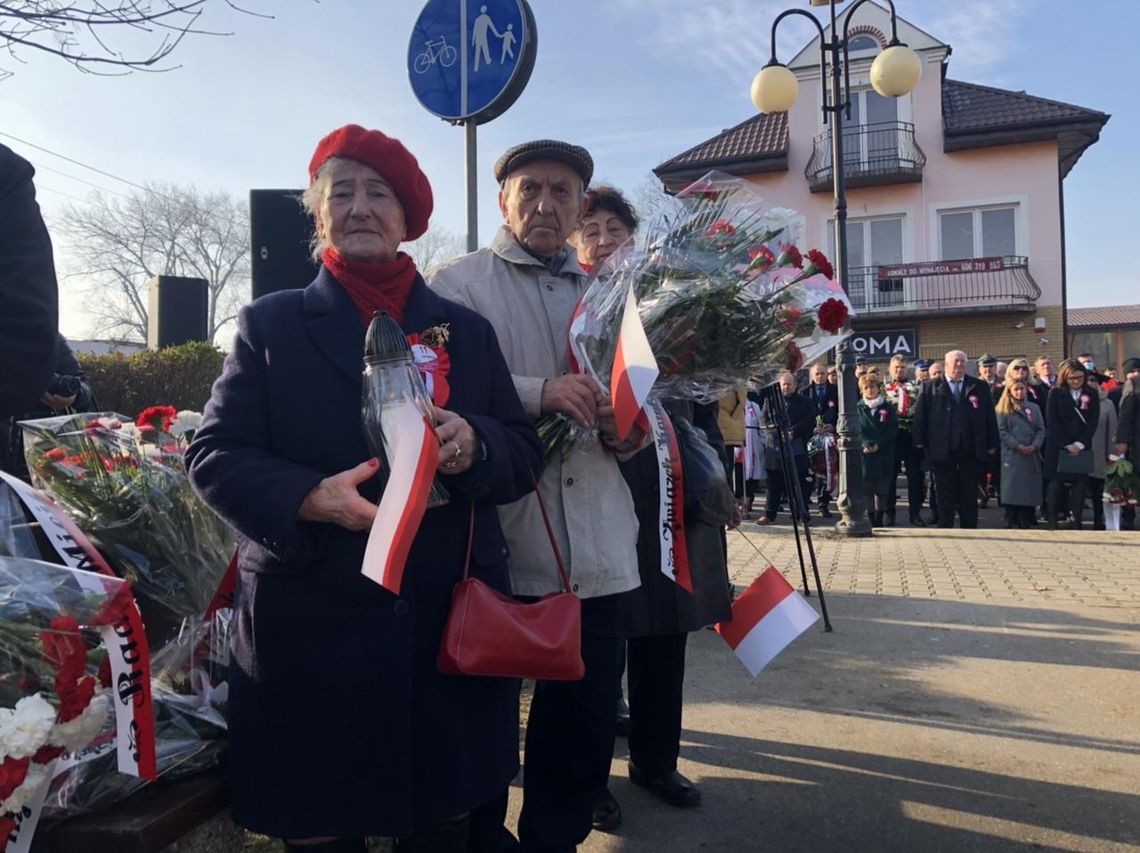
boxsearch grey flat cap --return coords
[494,139,594,186]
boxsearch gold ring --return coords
[453,443,462,459]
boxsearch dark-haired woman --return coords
[575,186,733,831]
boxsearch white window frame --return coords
[931,196,1027,261]
[823,211,914,312]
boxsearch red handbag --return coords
[438,485,584,681]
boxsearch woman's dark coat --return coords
[186,268,542,839]
[857,398,898,491]
[620,400,732,637]
[1116,378,1140,460]
[1043,384,1099,481]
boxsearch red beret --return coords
[308,124,434,241]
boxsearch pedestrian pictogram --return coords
[408,0,536,124]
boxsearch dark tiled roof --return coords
[653,79,1108,185]
[1068,305,1140,328]
[942,79,1108,134]
[654,112,787,176]
[942,79,1109,176]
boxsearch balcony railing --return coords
[843,256,1041,317]
[806,121,926,192]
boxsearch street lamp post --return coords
[751,0,921,537]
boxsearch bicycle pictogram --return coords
[413,36,458,74]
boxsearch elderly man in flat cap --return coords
[431,140,642,851]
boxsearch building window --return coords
[829,215,905,310]
[939,205,1017,260]
[848,35,880,52]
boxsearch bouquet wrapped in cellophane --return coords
[20,408,232,633]
[0,549,132,849]
[537,171,855,462]
[14,409,233,822]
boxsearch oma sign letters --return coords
[848,329,917,358]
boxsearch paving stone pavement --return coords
[553,522,1140,852]
[728,523,1140,607]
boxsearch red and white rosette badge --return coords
[361,401,439,593]
[0,472,157,783]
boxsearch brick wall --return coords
[914,305,1064,365]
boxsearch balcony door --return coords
[831,216,905,311]
[842,89,900,175]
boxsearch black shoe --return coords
[909,515,926,527]
[819,507,834,519]
[628,764,701,808]
[616,697,630,738]
[885,512,896,527]
[592,789,622,832]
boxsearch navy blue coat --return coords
[186,268,542,839]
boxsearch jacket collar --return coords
[303,265,447,386]
[489,226,588,278]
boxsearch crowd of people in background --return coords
[728,348,1140,533]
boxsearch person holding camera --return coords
[1,333,93,480]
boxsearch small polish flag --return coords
[361,401,439,593]
[716,567,820,676]
[610,281,659,441]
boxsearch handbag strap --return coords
[461,473,573,593]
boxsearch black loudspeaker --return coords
[147,276,208,349]
[250,189,319,300]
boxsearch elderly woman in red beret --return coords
[187,125,541,852]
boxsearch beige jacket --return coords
[429,227,640,599]
[718,389,747,446]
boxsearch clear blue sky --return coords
[1,0,1135,339]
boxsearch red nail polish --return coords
[369,458,379,468]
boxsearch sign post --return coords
[409,0,537,251]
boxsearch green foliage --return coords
[77,342,225,414]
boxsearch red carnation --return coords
[748,244,775,263]
[136,405,177,432]
[45,447,67,461]
[32,744,66,765]
[58,676,97,723]
[784,341,804,373]
[806,249,834,280]
[781,306,804,330]
[706,219,735,237]
[817,298,849,333]
[0,756,31,800]
[778,243,803,269]
[41,615,86,674]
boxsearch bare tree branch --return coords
[0,1,297,77]
[408,222,467,275]
[58,182,250,344]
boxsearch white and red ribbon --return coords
[646,401,692,592]
[610,281,659,441]
[0,472,157,782]
[361,401,439,594]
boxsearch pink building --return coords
[654,2,1109,368]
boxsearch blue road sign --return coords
[408,0,536,124]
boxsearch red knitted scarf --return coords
[323,248,417,326]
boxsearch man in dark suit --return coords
[977,354,1003,506]
[801,362,838,518]
[0,144,59,425]
[912,350,999,529]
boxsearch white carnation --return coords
[0,694,56,759]
[48,693,111,753]
[169,410,203,436]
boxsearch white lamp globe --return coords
[870,44,922,98]
[751,64,798,113]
